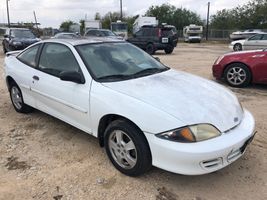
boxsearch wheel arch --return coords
[97,114,149,148]
[223,61,253,80]
[6,76,17,91]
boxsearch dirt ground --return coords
[0,43,266,200]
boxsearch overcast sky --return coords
[0,0,251,28]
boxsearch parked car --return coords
[4,38,255,176]
[127,25,178,54]
[213,48,267,87]
[84,29,123,40]
[229,29,265,41]
[52,32,81,39]
[229,33,267,51]
[2,28,40,53]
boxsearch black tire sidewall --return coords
[224,63,251,87]
[146,43,154,55]
[104,120,152,176]
[9,82,32,113]
[234,43,242,51]
[164,45,174,54]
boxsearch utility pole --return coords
[33,11,39,36]
[120,0,122,20]
[33,11,39,30]
[206,2,210,41]
[6,0,10,28]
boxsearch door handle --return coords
[33,75,39,81]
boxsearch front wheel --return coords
[224,63,251,87]
[233,43,242,51]
[104,120,152,176]
[9,82,33,113]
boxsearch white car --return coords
[229,33,267,51]
[4,38,255,176]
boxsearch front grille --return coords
[200,158,223,169]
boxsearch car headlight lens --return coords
[156,124,221,143]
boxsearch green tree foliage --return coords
[59,20,74,32]
[79,19,85,35]
[145,4,203,30]
[210,0,267,29]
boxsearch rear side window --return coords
[249,34,263,41]
[17,44,40,67]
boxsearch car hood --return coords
[13,38,40,43]
[102,69,243,132]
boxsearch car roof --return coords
[44,37,124,46]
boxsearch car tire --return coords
[146,43,155,55]
[104,120,152,177]
[3,45,7,53]
[9,82,33,113]
[233,43,242,51]
[224,63,251,87]
[164,45,174,54]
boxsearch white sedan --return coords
[4,38,255,176]
[229,33,267,51]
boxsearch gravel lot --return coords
[0,43,266,200]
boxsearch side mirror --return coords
[59,71,85,84]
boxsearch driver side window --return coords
[38,43,80,77]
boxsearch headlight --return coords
[214,55,224,65]
[156,124,221,143]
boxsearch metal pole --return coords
[33,11,39,30]
[206,2,210,41]
[6,0,10,28]
[120,0,122,20]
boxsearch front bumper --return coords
[144,109,255,175]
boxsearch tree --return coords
[59,20,75,32]
[79,19,85,35]
[210,0,267,29]
[146,4,203,30]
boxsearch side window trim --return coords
[36,42,85,81]
[17,44,41,68]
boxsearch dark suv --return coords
[2,28,40,53]
[127,25,178,54]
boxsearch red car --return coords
[213,49,267,87]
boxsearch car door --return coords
[260,34,267,49]
[31,42,92,133]
[128,29,144,48]
[10,44,41,107]
[244,34,263,50]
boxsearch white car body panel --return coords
[3,39,255,175]
[102,70,243,133]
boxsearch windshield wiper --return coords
[133,68,168,77]
[97,74,131,81]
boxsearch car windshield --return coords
[76,42,168,82]
[102,30,116,36]
[11,29,35,39]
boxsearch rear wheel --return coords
[104,120,152,176]
[164,45,174,54]
[233,43,242,51]
[9,82,33,113]
[224,63,251,87]
[145,43,155,55]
